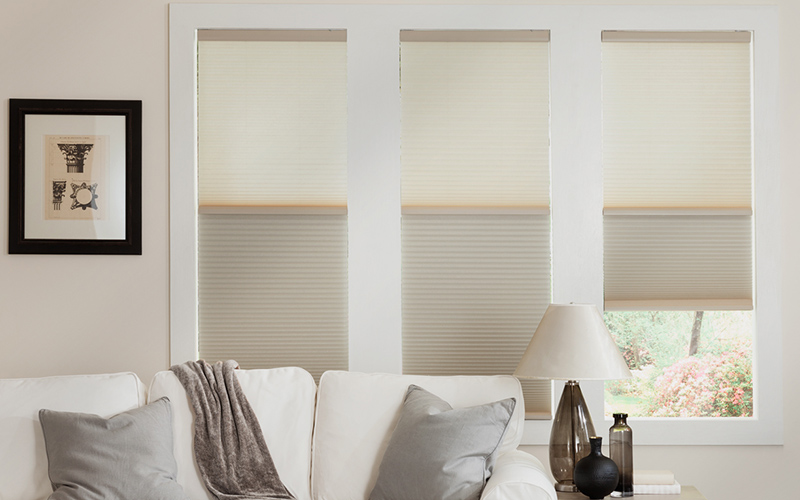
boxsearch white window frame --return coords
[169,3,781,445]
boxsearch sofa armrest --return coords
[482,450,557,500]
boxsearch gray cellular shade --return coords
[199,213,348,381]
[604,213,753,311]
[401,214,551,418]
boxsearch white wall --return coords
[0,1,796,498]
[0,0,170,382]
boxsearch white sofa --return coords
[0,368,556,500]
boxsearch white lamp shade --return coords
[514,303,632,381]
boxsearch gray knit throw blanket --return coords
[170,360,295,500]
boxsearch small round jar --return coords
[573,436,619,499]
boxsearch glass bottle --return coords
[609,413,633,497]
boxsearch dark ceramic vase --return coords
[573,436,619,499]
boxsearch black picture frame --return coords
[9,99,142,254]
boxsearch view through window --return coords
[604,311,753,417]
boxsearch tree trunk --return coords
[688,311,704,356]
[631,339,641,368]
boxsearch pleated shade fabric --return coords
[604,213,753,311]
[198,35,347,208]
[197,33,348,380]
[400,32,550,209]
[602,32,753,311]
[400,32,552,417]
[198,214,349,380]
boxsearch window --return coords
[170,4,780,445]
[196,30,348,380]
[601,31,755,418]
[399,31,552,418]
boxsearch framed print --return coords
[9,99,142,254]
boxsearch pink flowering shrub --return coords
[606,377,634,397]
[647,342,753,417]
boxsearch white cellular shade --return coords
[602,33,753,311]
[198,40,347,207]
[400,38,550,208]
[602,39,751,209]
[401,214,552,417]
[198,214,349,381]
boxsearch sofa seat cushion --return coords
[39,397,188,500]
[149,366,317,500]
[481,451,557,500]
[0,372,146,500]
[311,371,525,500]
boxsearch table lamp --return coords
[514,303,632,493]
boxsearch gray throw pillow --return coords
[369,385,516,500]
[39,397,188,500]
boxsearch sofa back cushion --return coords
[149,366,316,500]
[0,372,146,500]
[311,371,525,500]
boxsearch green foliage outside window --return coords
[604,311,753,418]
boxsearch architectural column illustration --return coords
[57,143,94,173]
[52,180,67,210]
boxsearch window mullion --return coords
[346,25,403,374]
[549,25,606,420]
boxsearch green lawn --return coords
[605,392,645,417]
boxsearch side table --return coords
[556,485,706,500]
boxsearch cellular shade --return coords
[602,32,753,311]
[402,214,552,417]
[198,36,347,207]
[604,214,753,311]
[197,33,348,379]
[603,35,751,209]
[400,32,552,417]
[400,32,550,208]
[198,213,348,380]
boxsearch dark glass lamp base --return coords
[549,381,596,493]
